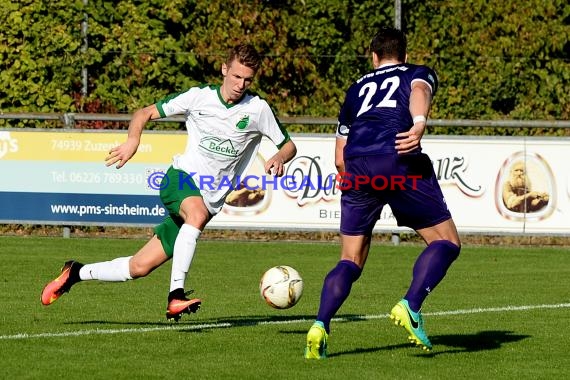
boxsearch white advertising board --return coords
[1,130,568,234]
[211,135,570,235]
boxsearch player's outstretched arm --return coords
[105,105,160,169]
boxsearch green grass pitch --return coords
[1,236,569,379]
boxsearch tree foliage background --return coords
[0,0,568,133]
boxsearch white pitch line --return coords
[1,302,569,341]
[0,322,233,341]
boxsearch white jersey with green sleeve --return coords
[155,84,290,215]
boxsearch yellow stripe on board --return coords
[0,131,186,163]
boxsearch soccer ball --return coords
[259,265,304,309]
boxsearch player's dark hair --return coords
[369,27,407,62]
[227,44,262,72]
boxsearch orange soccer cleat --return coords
[41,261,82,306]
[166,289,202,322]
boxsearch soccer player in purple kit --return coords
[305,27,461,358]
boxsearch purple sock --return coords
[404,240,460,312]
[316,260,362,333]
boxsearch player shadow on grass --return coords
[418,330,531,356]
[69,316,529,357]
[327,330,530,358]
[68,314,321,328]
[68,313,381,329]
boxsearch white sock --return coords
[170,224,201,292]
[79,256,133,282]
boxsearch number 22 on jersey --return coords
[356,76,400,117]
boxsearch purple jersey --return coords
[337,63,438,159]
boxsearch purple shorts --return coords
[340,153,452,235]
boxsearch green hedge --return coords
[1,0,568,134]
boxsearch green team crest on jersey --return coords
[236,115,250,130]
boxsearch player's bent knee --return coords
[445,239,461,260]
[129,260,154,279]
[449,237,461,250]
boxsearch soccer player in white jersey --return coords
[41,44,297,321]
